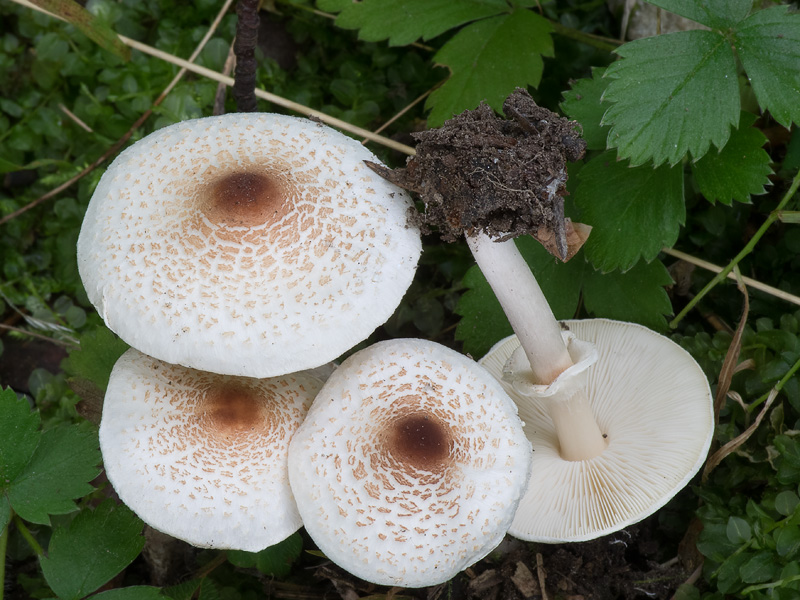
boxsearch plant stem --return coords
[670,168,800,328]
[0,519,7,600]
[549,21,620,52]
[12,514,44,557]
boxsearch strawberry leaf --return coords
[575,151,685,272]
[602,30,739,166]
[323,0,513,45]
[691,112,772,205]
[560,67,610,151]
[734,5,800,129]
[646,0,751,29]
[426,10,553,127]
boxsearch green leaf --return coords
[775,490,800,517]
[7,422,100,525]
[0,388,41,488]
[734,5,800,129]
[92,587,166,600]
[739,550,779,584]
[691,112,772,205]
[455,236,583,358]
[0,496,10,533]
[560,67,609,151]
[61,325,129,392]
[227,532,303,578]
[726,515,752,544]
[582,259,673,331]
[426,10,553,127]
[330,0,513,45]
[28,0,130,61]
[647,0,751,29]
[776,526,800,558]
[602,30,739,166]
[40,500,145,600]
[574,151,685,272]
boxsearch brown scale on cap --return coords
[203,171,287,227]
[200,382,265,437]
[382,411,453,472]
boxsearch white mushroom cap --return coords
[78,113,421,377]
[480,319,714,542]
[288,338,532,588]
[100,348,323,551]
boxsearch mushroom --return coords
[78,113,421,378]
[287,338,532,587]
[480,319,713,541]
[365,90,714,541]
[100,347,323,551]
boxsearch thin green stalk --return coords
[550,21,620,52]
[12,514,44,557]
[0,519,8,600]
[748,354,800,413]
[670,168,800,328]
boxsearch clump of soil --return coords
[366,88,585,258]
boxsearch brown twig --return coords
[0,323,79,348]
[233,0,260,112]
[213,40,238,115]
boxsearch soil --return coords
[365,88,586,259]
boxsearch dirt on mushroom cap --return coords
[366,88,586,248]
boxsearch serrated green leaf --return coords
[28,0,130,61]
[734,5,800,129]
[582,259,673,330]
[92,587,165,600]
[331,0,512,45]
[0,388,41,488]
[61,325,129,392]
[426,10,553,127]
[7,422,100,525]
[560,67,609,150]
[455,236,584,358]
[726,515,752,544]
[40,500,145,600]
[739,550,778,584]
[691,112,772,205]
[574,151,685,272]
[227,532,303,578]
[602,30,739,166]
[647,0,751,29]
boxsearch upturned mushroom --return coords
[78,113,421,378]
[366,89,714,541]
[100,348,323,551]
[288,338,532,587]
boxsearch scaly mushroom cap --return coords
[480,319,714,542]
[78,113,421,377]
[288,338,532,588]
[100,348,323,551]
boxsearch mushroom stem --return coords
[466,232,607,461]
[467,232,571,384]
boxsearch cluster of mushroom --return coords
[78,112,534,586]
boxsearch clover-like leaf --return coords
[647,0,751,29]
[560,67,610,151]
[734,5,800,129]
[426,10,553,127]
[575,151,685,272]
[602,30,739,166]
[227,533,303,578]
[691,112,772,205]
[40,500,145,600]
[325,0,513,45]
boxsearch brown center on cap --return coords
[386,412,452,471]
[203,383,264,436]
[203,171,288,227]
